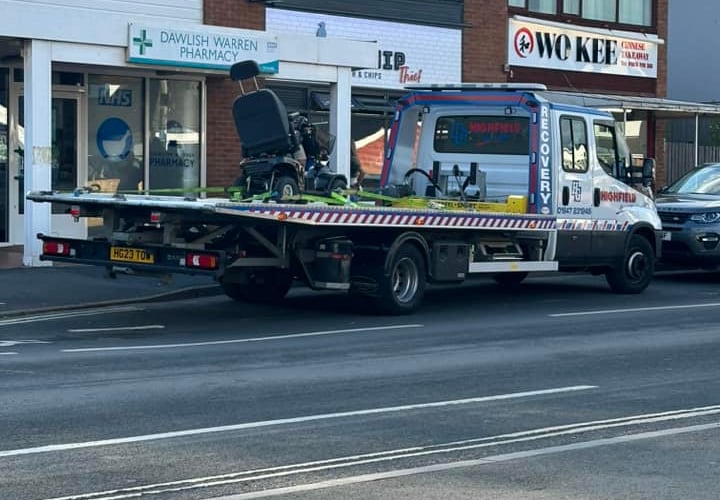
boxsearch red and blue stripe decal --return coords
[379,91,549,215]
[220,203,556,231]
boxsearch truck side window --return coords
[560,117,588,173]
[593,122,619,176]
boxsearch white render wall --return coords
[0,0,203,47]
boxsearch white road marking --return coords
[0,340,50,347]
[36,406,720,500]
[61,324,424,352]
[0,352,18,355]
[0,385,594,458]
[204,423,720,500]
[550,302,720,317]
[67,325,165,333]
[0,306,142,327]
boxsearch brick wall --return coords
[654,0,669,186]
[463,0,507,82]
[204,0,264,29]
[356,137,384,176]
[204,0,265,188]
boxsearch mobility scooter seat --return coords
[232,89,294,158]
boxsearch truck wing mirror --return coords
[616,159,627,180]
[642,158,656,187]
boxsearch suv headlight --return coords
[690,212,720,224]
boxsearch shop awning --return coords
[540,91,720,119]
[311,92,397,114]
[541,90,720,167]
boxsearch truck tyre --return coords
[605,235,654,294]
[492,272,528,287]
[273,176,299,198]
[375,245,426,315]
[221,269,293,304]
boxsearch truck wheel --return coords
[221,269,293,304]
[273,176,299,198]
[375,245,426,315]
[492,272,528,287]
[605,235,654,294]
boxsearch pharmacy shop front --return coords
[0,63,204,249]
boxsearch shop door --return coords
[9,92,86,243]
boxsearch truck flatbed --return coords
[27,190,556,231]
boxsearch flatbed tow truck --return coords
[27,79,661,315]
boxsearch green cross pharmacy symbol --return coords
[133,29,153,55]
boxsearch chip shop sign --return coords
[127,24,279,73]
[266,8,461,90]
[508,18,660,78]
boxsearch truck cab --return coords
[380,83,661,289]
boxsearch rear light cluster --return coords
[43,240,73,256]
[150,211,161,225]
[184,253,219,270]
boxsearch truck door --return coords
[589,120,633,262]
[555,115,594,263]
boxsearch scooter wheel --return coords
[329,178,347,192]
[273,176,300,198]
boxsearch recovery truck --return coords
[27,81,662,315]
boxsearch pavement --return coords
[0,245,222,318]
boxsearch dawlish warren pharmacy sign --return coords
[127,24,279,73]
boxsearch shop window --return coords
[52,71,84,86]
[51,97,78,213]
[528,0,556,14]
[0,68,7,242]
[16,95,24,215]
[617,120,647,167]
[593,121,630,177]
[87,75,144,192]
[11,70,84,86]
[509,0,653,27]
[563,0,580,15]
[619,0,651,26]
[148,80,201,192]
[582,0,616,22]
[509,0,556,14]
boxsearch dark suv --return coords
[655,163,720,267]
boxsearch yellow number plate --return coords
[110,246,155,264]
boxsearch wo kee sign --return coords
[508,18,660,78]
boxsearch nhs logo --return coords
[97,87,132,107]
